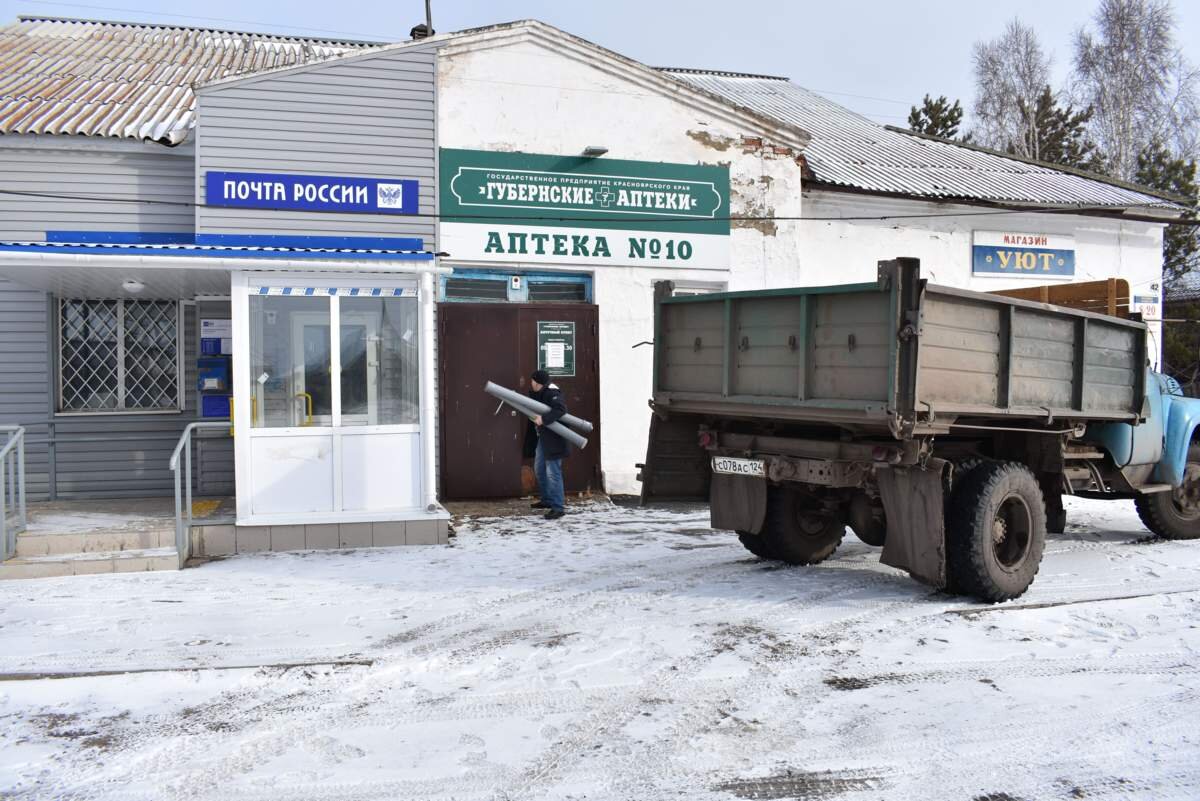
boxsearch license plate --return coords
[711,456,765,477]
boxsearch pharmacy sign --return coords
[440,149,730,269]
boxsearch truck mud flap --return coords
[876,461,949,589]
[709,474,767,534]
[638,412,710,503]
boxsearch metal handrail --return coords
[0,426,27,562]
[170,422,232,565]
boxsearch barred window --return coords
[59,299,181,412]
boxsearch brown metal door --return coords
[517,305,601,494]
[439,303,602,499]
[439,304,524,499]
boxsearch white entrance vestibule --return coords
[231,270,446,526]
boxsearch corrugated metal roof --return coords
[0,16,375,144]
[663,69,1191,216]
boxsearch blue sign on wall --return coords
[205,171,419,215]
[972,230,1076,278]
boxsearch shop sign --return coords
[205,171,419,215]
[537,321,576,377]
[440,149,730,269]
[1132,293,1160,319]
[972,231,1076,278]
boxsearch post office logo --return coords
[376,183,409,210]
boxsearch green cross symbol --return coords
[595,186,615,208]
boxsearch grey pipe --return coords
[484,383,588,450]
[484,381,594,434]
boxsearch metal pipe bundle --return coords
[484,381,589,450]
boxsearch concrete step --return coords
[15,527,173,557]
[0,547,180,580]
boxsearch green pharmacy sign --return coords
[441,149,729,236]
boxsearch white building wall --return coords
[801,190,1166,367]
[437,37,807,494]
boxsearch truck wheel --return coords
[761,485,844,565]
[847,493,886,547]
[736,532,776,560]
[947,461,1046,602]
[1135,444,1200,540]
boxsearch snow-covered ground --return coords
[2,496,1199,800]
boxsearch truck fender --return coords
[1160,395,1200,486]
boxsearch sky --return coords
[4,0,1200,130]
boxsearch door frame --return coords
[290,311,379,427]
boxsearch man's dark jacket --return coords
[522,384,570,460]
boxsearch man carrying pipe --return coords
[524,369,570,520]
[485,381,593,435]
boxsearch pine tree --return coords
[1136,142,1199,383]
[1136,143,1199,285]
[1010,87,1102,171]
[907,94,964,140]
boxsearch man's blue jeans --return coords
[534,440,565,512]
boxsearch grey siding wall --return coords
[0,137,235,500]
[0,138,194,239]
[0,282,51,498]
[195,44,437,247]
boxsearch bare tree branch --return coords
[972,19,1052,156]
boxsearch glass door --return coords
[338,315,380,426]
[290,312,334,426]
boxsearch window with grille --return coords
[527,280,588,302]
[59,299,181,412]
[444,277,509,301]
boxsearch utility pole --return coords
[425,0,433,31]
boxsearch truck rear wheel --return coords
[947,461,1046,602]
[761,485,844,565]
[1135,444,1200,540]
[736,532,776,559]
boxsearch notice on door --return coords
[537,321,576,377]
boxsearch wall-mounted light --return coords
[122,279,145,294]
[582,146,609,157]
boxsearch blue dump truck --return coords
[639,258,1200,602]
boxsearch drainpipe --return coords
[420,267,441,513]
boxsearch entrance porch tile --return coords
[198,525,236,556]
[270,525,305,552]
[304,524,339,550]
[71,558,115,576]
[339,523,373,549]
[236,526,270,553]
[406,520,439,546]
[371,521,406,547]
[112,556,151,573]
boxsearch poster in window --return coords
[537,321,575,377]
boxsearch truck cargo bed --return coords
[652,258,1148,436]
